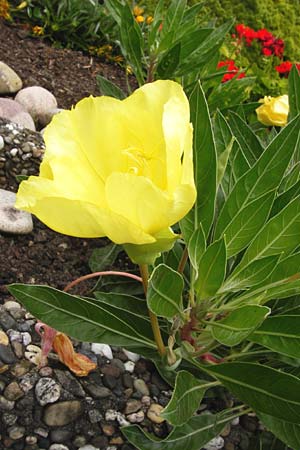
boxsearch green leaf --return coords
[158,0,186,51]
[221,254,280,293]
[233,195,300,274]
[217,137,234,186]
[8,284,156,349]
[89,243,121,272]
[215,115,300,239]
[182,2,204,23]
[187,81,216,237]
[208,77,255,114]
[227,111,263,164]
[211,305,270,347]
[161,371,208,425]
[249,315,300,359]
[207,362,300,424]
[96,75,126,99]
[258,412,300,450]
[194,237,226,299]
[147,264,184,319]
[188,224,206,275]
[122,412,231,450]
[224,191,275,258]
[270,178,300,218]
[93,291,148,320]
[157,42,181,79]
[179,28,213,61]
[288,65,300,122]
[279,162,300,192]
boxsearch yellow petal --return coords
[16,176,154,243]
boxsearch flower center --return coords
[122,147,152,176]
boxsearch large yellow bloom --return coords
[16,80,196,246]
[256,94,289,127]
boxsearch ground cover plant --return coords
[5,1,300,449]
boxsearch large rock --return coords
[0,98,35,130]
[0,62,22,94]
[15,86,58,126]
[0,189,33,234]
[43,400,82,427]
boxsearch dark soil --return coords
[0,19,130,299]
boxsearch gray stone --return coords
[0,62,22,94]
[49,429,73,443]
[3,382,24,401]
[84,384,111,399]
[0,189,33,234]
[0,98,35,130]
[124,399,142,415]
[8,425,25,440]
[88,409,103,423]
[54,369,85,398]
[0,343,17,364]
[0,306,17,330]
[0,135,4,150]
[43,400,82,426]
[2,412,17,426]
[0,395,15,411]
[35,378,61,406]
[15,86,57,126]
[203,436,225,450]
[134,379,150,396]
[49,445,69,450]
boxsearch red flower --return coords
[256,28,273,42]
[235,23,257,45]
[262,47,273,56]
[217,59,245,83]
[275,61,293,75]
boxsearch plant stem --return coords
[63,270,142,293]
[177,246,188,274]
[139,264,166,356]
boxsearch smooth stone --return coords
[134,379,150,396]
[91,343,113,360]
[147,403,165,424]
[122,349,140,362]
[124,361,135,373]
[0,330,9,346]
[204,436,225,450]
[54,369,85,398]
[0,98,35,130]
[84,384,111,399]
[35,377,61,406]
[15,86,57,126]
[3,382,24,401]
[3,300,21,311]
[0,343,17,364]
[78,446,99,450]
[0,189,33,234]
[124,399,142,415]
[127,410,144,423]
[0,307,17,330]
[43,400,82,426]
[0,135,4,150]
[0,62,22,94]
[49,429,73,443]
[8,425,25,440]
[24,344,42,365]
[88,409,102,423]
[0,395,15,411]
[49,445,69,450]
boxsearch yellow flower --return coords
[16,1,27,9]
[146,15,154,24]
[0,0,10,19]
[32,25,44,36]
[135,15,145,23]
[16,80,196,248]
[133,5,144,16]
[256,94,289,127]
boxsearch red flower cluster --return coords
[236,24,284,58]
[217,60,246,83]
[275,61,300,77]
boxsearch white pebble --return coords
[204,436,225,450]
[91,343,113,360]
[3,300,21,311]
[0,135,4,150]
[231,417,239,426]
[21,332,31,346]
[49,445,69,450]
[123,349,140,362]
[124,361,135,373]
[105,409,118,421]
[116,412,130,427]
[24,344,42,366]
[78,446,100,450]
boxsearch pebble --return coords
[0,395,15,411]
[102,424,115,436]
[204,436,225,450]
[146,404,165,424]
[124,399,142,415]
[50,429,73,443]
[54,369,85,398]
[134,378,150,396]
[43,400,82,426]
[0,307,17,330]
[25,435,37,445]
[15,86,58,126]
[124,361,135,373]
[0,343,17,364]
[0,330,9,345]
[0,62,23,94]
[0,98,35,130]
[8,425,25,440]
[122,349,140,362]
[78,446,99,450]
[3,300,21,311]
[3,381,24,401]
[35,378,61,406]
[127,410,145,423]
[84,384,111,399]
[0,134,3,150]
[88,409,102,423]
[24,344,42,365]
[49,445,69,450]
[2,412,17,426]
[91,343,113,360]
[0,189,33,234]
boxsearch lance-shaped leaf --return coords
[194,237,226,299]
[186,81,216,237]
[158,0,186,51]
[232,195,300,275]
[93,292,149,320]
[279,162,300,192]
[270,178,300,217]
[289,65,300,122]
[227,111,263,164]
[249,315,300,359]
[147,264,184,319]
[96,75,126,100]
[89,243,121,272]
[161,371,209,425]
[221,254,280,293]
[224,191,275,258]
[207,362,300,424]
[157,43,181,79]
[188,224,206,275]
[258,412,300,450]
[122,412,231,450]
[8,284,156,350]
[211,305,270,346]
[215,115,300,239]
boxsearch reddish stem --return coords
[64,271,142,293]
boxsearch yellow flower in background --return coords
[16,1,27,9]
[16,80,196,245]
[146,16,154,24]
[133,5,144,16]
[0,0,10,20]
[256,94,289,127]
[135,15,145,23]
[32,25,44,36]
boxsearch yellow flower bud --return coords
[15,81,196,249]
[133,5,144,16]
[146,16,154,24]
[256,94,289,127]
[17,1,27,9]
[135,15,145,23]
